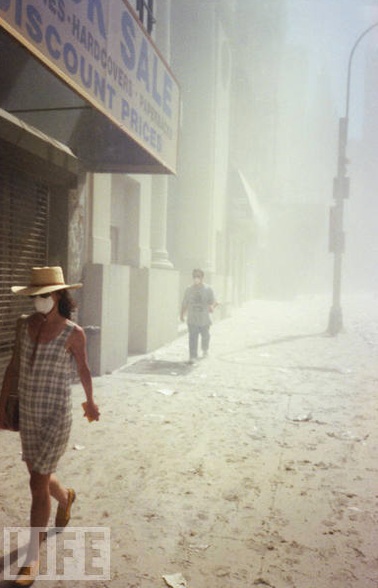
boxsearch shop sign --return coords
[0,0,180,173]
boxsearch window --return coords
[136,0,155,34]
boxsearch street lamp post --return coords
[328,21,378,336]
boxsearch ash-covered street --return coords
[1,293,378,588]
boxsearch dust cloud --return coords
[231,0,378,301]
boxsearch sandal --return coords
[55,488,76,528]
[15,559,39,586]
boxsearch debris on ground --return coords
[162,572,188,588]
[156,388,177,396]
[287,412,313,422]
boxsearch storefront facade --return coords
[1,0,257,378]
[0,0,180,377]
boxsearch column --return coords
[89,173,111,265]
[150,175,173,268]
[67,172,87,284]
[150,0,173,269]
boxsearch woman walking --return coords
[0,266,100,586]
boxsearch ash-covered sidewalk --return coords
[1,293,378,588]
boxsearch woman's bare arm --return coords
[68,326,100,421]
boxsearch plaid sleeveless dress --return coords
[18,320,75,474]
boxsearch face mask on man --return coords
[34,295,54,315]
[193,277,201,285]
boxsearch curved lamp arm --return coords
[345,21,378,123]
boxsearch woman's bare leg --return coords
[49,474,69,507]
[25,468,51,564]
[27,462,68,506]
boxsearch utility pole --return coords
[328,118,348,335]
[328,21,378,335]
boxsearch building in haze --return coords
[0,0,254,376]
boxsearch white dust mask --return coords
[34,295,54,315]
[193,277,201,285]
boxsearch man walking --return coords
[180,269,217,363]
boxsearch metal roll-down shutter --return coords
[0,157,49,378]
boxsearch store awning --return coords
[0,1,180,174]
[228,167,267,231]
[0,107,79,185]
[237,169,268,229]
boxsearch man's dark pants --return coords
[188,324,210,359]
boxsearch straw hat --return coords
[11,266,82,296]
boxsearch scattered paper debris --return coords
[156,388,177,396]
[73,444,85,451]
[288,413,313,422]
[327,431,369,442]
[189,543,210,551]
[248,426,264,440]
[162,572,187,588]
